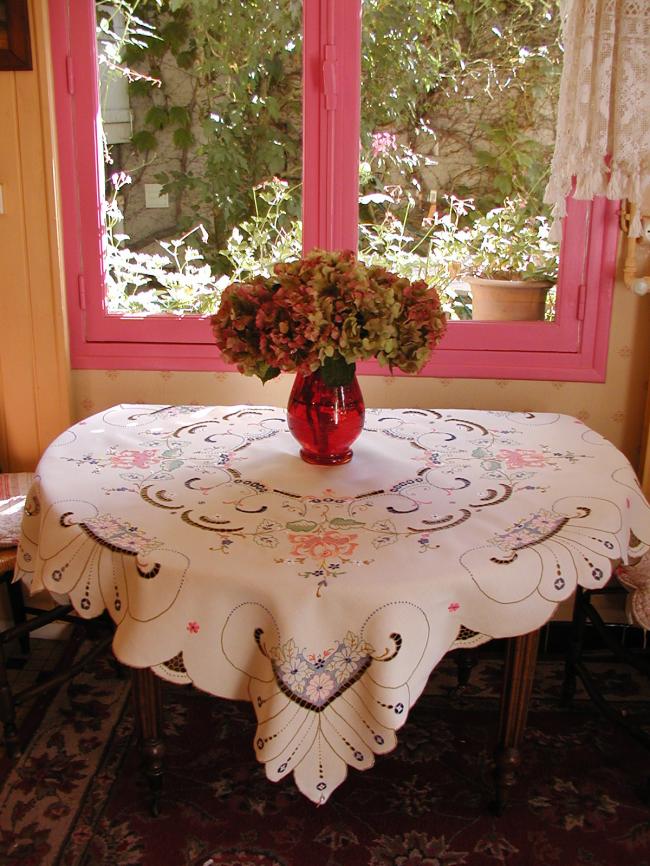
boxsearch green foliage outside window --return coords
[97,0,561,319]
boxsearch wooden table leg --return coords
[561,586,588,707]
[131,667,164,816]
[494,629,540,814]
[454,648,478,690]
[0,642,19,757]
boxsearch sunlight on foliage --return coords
[98,0,561,321]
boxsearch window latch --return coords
[66,55,75,96]
[323,45,337,110]
[78,274,86,311]
[576,283,586,321]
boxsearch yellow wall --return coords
[0,0,71,471]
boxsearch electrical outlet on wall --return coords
[144,183,170,209]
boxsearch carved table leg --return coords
[131,667,164,816]
[494,630,540,815]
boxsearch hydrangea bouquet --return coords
[210,249,447,387]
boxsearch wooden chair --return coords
[0,472,35,655]
[0,472,113,757]
[562,571,650,801]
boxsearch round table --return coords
[15,404,650,806]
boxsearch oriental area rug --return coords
[1,648,649,866]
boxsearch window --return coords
[50,0,618,380]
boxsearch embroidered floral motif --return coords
[269,632,373,711]
[490,509,568,552]
[109,449,161,469]
[496,448,549,469]
[288,530,359,559]
[81,514,162,555]
[187,621,200,634]
[305,672,337,705]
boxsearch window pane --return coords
[97,0,302,317]
[359,0,560,323]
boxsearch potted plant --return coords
[439,197,559,321]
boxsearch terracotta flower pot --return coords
[467,277,552,321]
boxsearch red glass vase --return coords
[287,370,365,465]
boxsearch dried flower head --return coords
[211,249,447,384]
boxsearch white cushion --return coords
[0,473,34,548]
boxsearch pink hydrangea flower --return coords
[210,249,447,382]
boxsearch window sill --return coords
[68,338,609,382]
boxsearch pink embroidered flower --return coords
[288,530,358,560]
[186,621,200,634]
[305,672,336,705]
[497,449,547,469]
[110,449,161,469]
[448,602,460,613]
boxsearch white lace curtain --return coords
[544,0,650,238]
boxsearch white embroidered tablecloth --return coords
[15,405,650,803]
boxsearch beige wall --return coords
[72,275,650,467]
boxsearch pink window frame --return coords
[51,0,618,381]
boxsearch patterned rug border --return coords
[0,654,132,866]
[57,697,136,866]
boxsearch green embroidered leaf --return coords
[285,519,319,533]
[481,460,502,471]
[257,520,283,533]
[329,517,364,528]
[372,534,397,549]
[255,534,279,548]
[161,459,184,471]
[372,519,397,534]
[371,519,398,548]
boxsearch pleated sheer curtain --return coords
[543,1,650,490]
[544,0,650,239]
